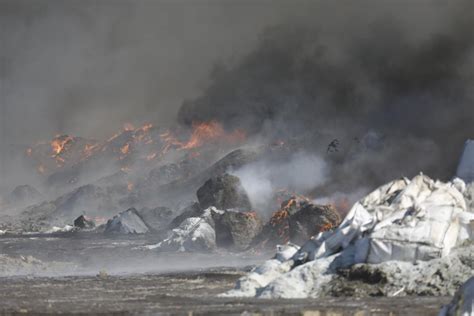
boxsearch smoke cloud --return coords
[178,1,474,188]
[1,0,473,198]
[232,151,327,215]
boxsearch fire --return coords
[159,121,246,154]
[120,143,130,155]
[133,123,153,143]
[83,143,101,158]
[51,135,73,156]
[181,121,225,149]
[159,130,183,154]
[27,120,243,176]
[243,211,258,219]
[146,152,157,161]
[127,182,134,192]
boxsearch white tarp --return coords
[224,174,474,298]
[300,174,472,264]
[456,139,474,184]
[147,207,221,252]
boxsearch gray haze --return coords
[1,0,473,193]
[0,0,305,144]
[178,1,474,184]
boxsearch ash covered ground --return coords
[1,1,474,315]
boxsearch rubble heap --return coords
[223,174,474,298]
[197,173,251,210]
[252,195,341,249]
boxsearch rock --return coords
[73,215,95,229]
[152,211,218,252]
[439,276,474,316]
[168,202,203,229]
[288,204,341,245]
[138,206,174,232]
[197,174,251,210]
[104,208,150,234]
[212,210,263,251]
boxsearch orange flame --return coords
[83,143,101,158]
[51,136,73,156]
[159,121,246,154]
[120,143,130,155]
[146,152,157,161]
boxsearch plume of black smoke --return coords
[178,2,474,191]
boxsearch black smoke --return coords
[178,1,474,189]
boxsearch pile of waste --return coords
[223,174,474,298]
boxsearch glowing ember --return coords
[159,120,246,154]
[83,143,101,158]
[120,143,130,155]
[146,152,157,161]
[51,135,73,157]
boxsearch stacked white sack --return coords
[223,174,474,298]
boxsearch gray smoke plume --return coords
[1,0,474,197]
[178,1,474,190]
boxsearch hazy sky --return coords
[0,0,303,144]
[0,0,465,145]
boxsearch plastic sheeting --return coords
[301,174,474,264]
[223,174,474,298]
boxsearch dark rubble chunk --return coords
[73,215,95,229]
[168,202,203,230]
[104,208,150,234]
[138,206,174,232]
[197,173,251,211]
[212,210,263,251]
[289,204,341,244]
[252,198,341,249]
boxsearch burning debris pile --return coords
[23,121,246,193]
[251,194,341,249]
[223,173,474,298]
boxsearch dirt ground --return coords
[0,234,451,315]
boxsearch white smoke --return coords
[231,151,328,215]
